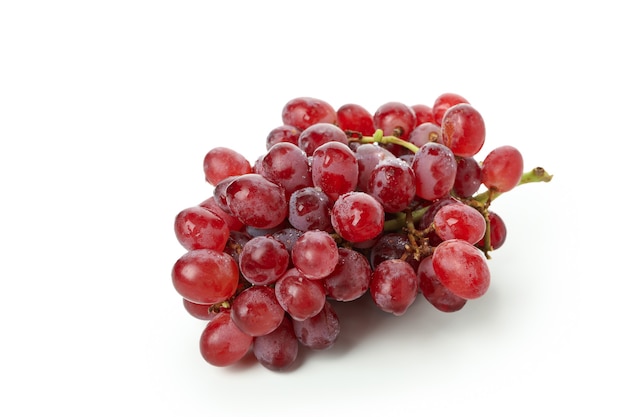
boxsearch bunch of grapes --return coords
[171,93,552,371]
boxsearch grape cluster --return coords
[171,93,552,371]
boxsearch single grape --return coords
[182,298,216,321]
[453,156,482,198]
[331,191,385,243]
[336,103,375,136]
[171,249,240,305]
[274,268,326,321]
[225,173,288,229]
[203,147,252,186]
[311,141,359,201]
[481,145,524,192]
[432,92,469,125]
[368,158,416,213]
[373,102,416,139]
[369,232,419,272]
[440,103,486,157]
[417,256,467,312]
[410,103,435,126]
[323,247,371,301]
[433,203,486,244]
[261,142,312,198]
[199,310,253,367]
[477,211,507,251]
[291,230,339,280]
[355,143,395,191]
[174,206,230,251]
[253,315,299,371]
[231,285,285,336]
[239,235,289,285]
[266,124,301,150]
[370,259,419,316]
[407,122,442,147]
[292,301,340,350]
[298,122,349,156]
[288,187,333,232]
[282,97,337,131]
[432,239,490,300]
[411,142,457,201]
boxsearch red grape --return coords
[288,187,332,232]
[231,285,285,336]
[410,103,435,126]
[337,103,375,136]
[481,145,524,192]
[323,247,371,301]
[171,249,239,305]
[239,235,289,285]
[477,211,507,250]
[261,142,312,197]
[331,191,385,243]
[368,157,416,212]
[274,268,326,321]
[441,103,486,157]
[225,173,288,229]
[292,301,340,350]
[311,141,358,201]
[407,122,442,147]
[432,239,490,300]
[266,124,301,149]
[199,310,253,367]
[373,102,416,140]
[433,203,486,244]
[174,206,230,251]
[203,147,252,186]
[298,122,349,156]
[453,156,482,198]
[370,259,419,316]
[282,97,337,131]
[253,316,299,371]
[411,142,457,201]
[291,230,339,280]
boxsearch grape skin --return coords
[331,191,385,243]
[171,249,240,305]
[199,310,253,367]
[370,259,419,316]
[432,239,490,300]
[253,316,299,371]
[411,142,457,201]
[291,230,339,280]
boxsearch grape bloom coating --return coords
[171,94,553,371]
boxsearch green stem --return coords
[354,129,420,154]
[474,167,553,204]
[383,205,430,232]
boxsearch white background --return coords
[1,1,623,415]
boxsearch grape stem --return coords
[351,129,420,154]
[383,166,553,258]
[473,167,553,205]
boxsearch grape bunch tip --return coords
[172,93,553,371]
